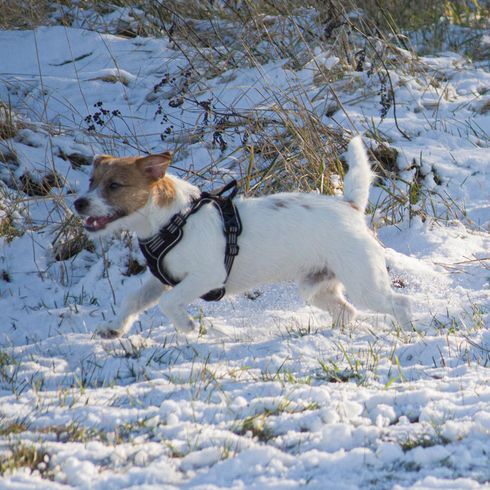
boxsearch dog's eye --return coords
[88,177,94,187]
[108,182,122,190]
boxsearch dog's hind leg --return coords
[333,244,412,329]
[300,273,357,327]
[98,276,167,338]
[355,288,412,330]
[311,282,358,327]
[387,293,412,329]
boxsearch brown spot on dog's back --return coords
[305,268,335,286]
[347,201,360,211]
[269,198,288,210]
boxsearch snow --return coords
[0,6,489,490]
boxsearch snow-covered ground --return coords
[0,7,489,489]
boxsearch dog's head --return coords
[74,152,175,235]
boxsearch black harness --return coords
[138,180,242,302]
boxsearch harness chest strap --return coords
[138,180,242,302]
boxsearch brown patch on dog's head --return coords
[90,151,175,216]
[136,152,176,207]
[93,154,113,167]
[136,152,172,181]
[150,177,176,207]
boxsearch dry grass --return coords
[2,0,487,40]
[0,102,22,141]
[241,113,348,196]
[0,0,59,29]
[0,0,483,268]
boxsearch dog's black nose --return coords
[74,197,89,213]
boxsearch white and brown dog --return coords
[74,137,411,338]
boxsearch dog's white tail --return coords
[343,136,374,212]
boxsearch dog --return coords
[74,137,411,338]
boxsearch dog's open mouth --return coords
[83,214,121,232]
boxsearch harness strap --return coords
[138,180,242,302]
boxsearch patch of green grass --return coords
[0,351,18,388]
[0,443,52,479]
[431,303,487,335]
[317,359,364,383]
[236,413,274,442]
[400,432,451,452]
[0,352,15,367]
[283,320,319,338]
[316,340,382,385]
[41,422,106,444]
[0,421,29,436]
[234,399,319,442]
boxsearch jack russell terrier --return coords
[74,137,411,338]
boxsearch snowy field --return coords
[0,4,489,489]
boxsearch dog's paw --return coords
[392,294,413,331]
[174,317,196,334]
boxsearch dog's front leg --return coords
[98,275,167,338]
[158,274,221,333]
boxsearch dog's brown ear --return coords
[137,152,172,180]
[93,154,113,167]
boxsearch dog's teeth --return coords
[84,216,98,229]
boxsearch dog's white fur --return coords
[77,137,411,337]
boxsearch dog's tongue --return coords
[84,216,110,231]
